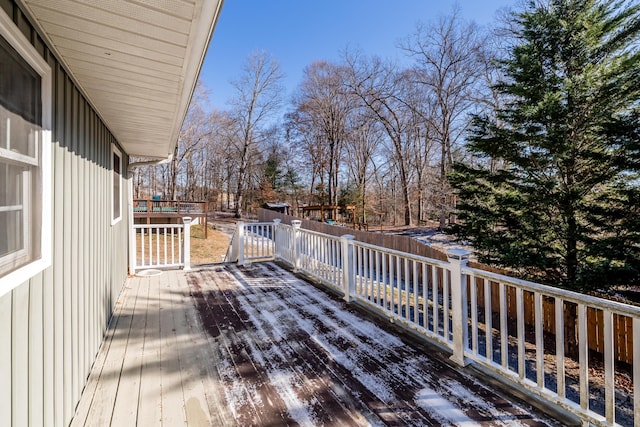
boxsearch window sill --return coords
[0,256,51,298]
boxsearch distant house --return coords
[262,202,291,215]
[0,1,222,425]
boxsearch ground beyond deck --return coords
[71,262,560,426]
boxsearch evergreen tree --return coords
[451,0,640,291]
[263,152,284,193]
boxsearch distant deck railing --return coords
[133,199,209,237]
[227,220,640,427]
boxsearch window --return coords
[111,145,122,224]
[0,9,51,293]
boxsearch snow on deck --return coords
[72,262,560,426]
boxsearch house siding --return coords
[0,2,130,426]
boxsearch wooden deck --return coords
[71,262,562,426]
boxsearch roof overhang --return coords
[19,0,223,159]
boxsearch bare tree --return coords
[401,10,486,228]
[285,109,329,205]
[169,82,212,200]
[344,110,382,225]
[289,61,351,210]
[343,50,415,226]
[229,51,284,218]
[200,110,237,208]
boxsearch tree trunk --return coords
[564,302,579,359]
[235,143,249,218]
[399,166,412,226]
[170,153,178,200]
[439,141,448,229]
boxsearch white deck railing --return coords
[228,220,640,426]
[229,221,277,264]
[130,217,192,273]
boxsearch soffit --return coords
[20,0,223,158]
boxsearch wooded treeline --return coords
[133,0,640,291]
[133,8,492,227]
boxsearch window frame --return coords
[0,8,52,296]
[111,144,122,224]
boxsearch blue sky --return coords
[200,1,516,110]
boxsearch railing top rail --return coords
[243,222,277,227]
[296,226,342,242]
[464,265,640,318]
[351,238,452,269]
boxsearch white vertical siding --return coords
[0,1,131,426]
[12,285,30,427]
[28,274,44,427]
[0,290,12,427]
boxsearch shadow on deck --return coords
[71,262,562,426]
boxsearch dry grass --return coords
[133,222,233,267]
[190,223,233,265]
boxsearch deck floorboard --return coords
[72,262,560,426]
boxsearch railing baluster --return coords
[389,255,395,314]
[500,282,507,369]
[556,298,565,399]
[320,234,324,279]
[163,226,167,266]
[374,250,382,307]
[366,247,372,301]
[171,227,175,265]
[358,246,364,295]
[535,292,544,388]
[362,246,366,298]
[578,303,588,411]
[413,260,419,324]
[140,228,146,266]
[422,263,428,330]
[396,255,402,316]
[516,287,525,379]
[432,265,438,336]
[604,310,614,424]
[156,226,160,265]
[634,318,640,425]
[444,269,450,342]
[404,257,410,320]
[331,239,335,284]
[253,225,257,259]
[484,278,492,362]
[471,274,478,355]
[382,253,388,312]
[148,226,152,265]
[178,227,182,265]
[249,224,253,261]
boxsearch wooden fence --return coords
[258,208,635,364]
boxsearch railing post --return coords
[291,220,302,272]
[204,201,209,238]
[237,221,245,265]
[182,217,192,271]
[341,234,355,302]
[273,218,281,260]
[128,179,136,275]
[448,248,470,366]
